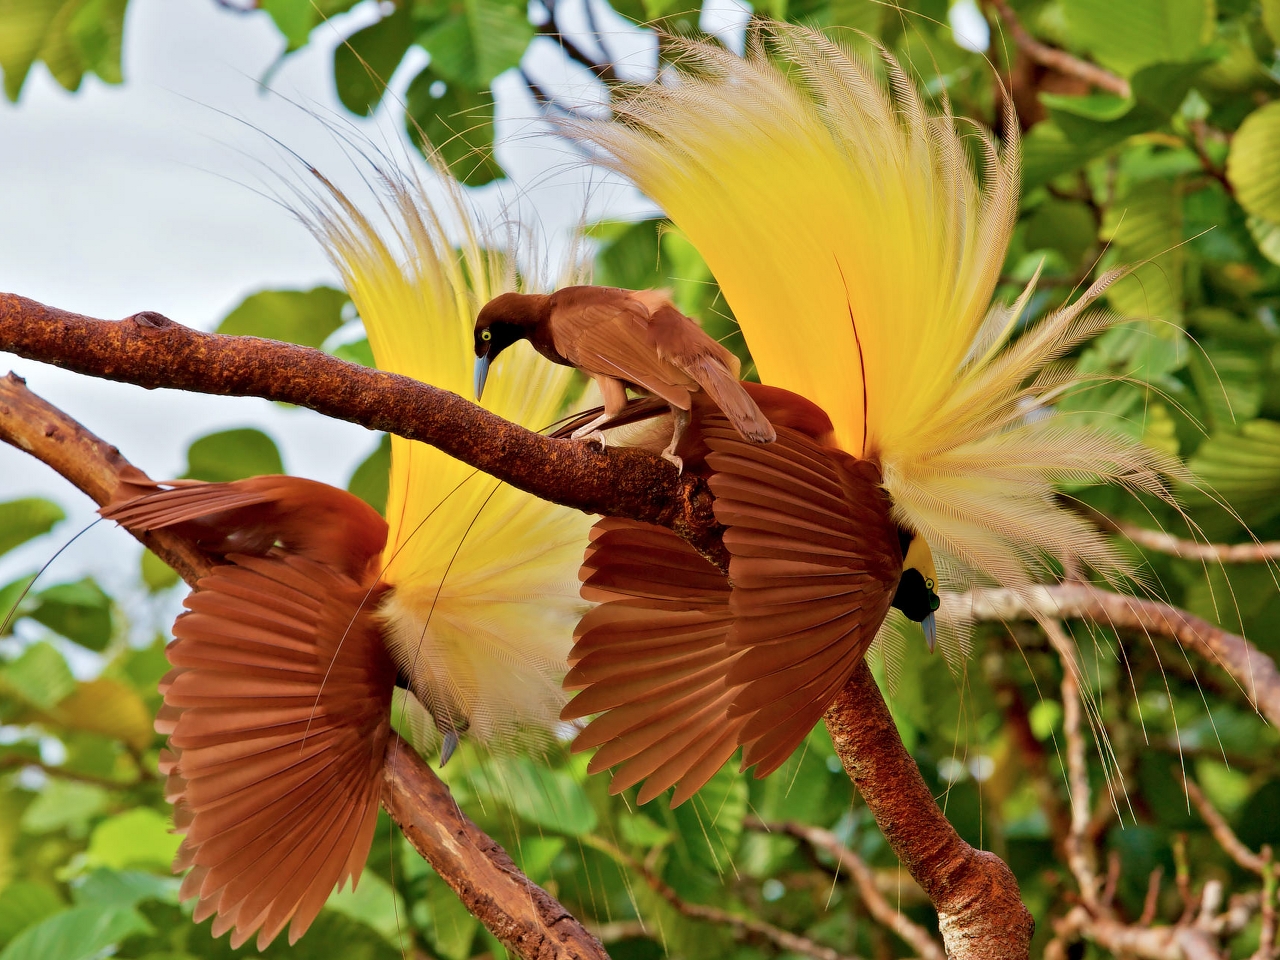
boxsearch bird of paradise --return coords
[550,23,1183,803]
[104,154,594,949]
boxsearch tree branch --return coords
[0,373,606,960]
[956,584,1280,727]
[986,0,1131,98]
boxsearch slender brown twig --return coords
[1183,775,1267,875]
[986,0,1131,98]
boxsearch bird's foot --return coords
[575,430,608,451]
[662,450,684,474]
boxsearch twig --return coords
[748,819,945,960]
[1183,775,1267,874]
[987,0,1131,98]
[1044,621,1099,909]
[1082,504,1280,562]
[0,375,607,960]
[1139,866,1164,925]
[0,753,130,789]
[955,583,1280,728]
[582,834,862,960]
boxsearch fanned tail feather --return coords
[163,554,395,949]
[562,518,743,805]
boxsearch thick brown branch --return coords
[383,737,607,959]
[824,662,1035,958]
[0,294,725,564]
[750,819,945,960]
[987,0,1131,98]
[957,584,1280,728]
[0,374,606,960]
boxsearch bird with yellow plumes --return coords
[491,23,1186,804]
[101,154,595,949]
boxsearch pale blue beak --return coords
[922,612,937,653]
[440,729,460,766]
[474,355,490,401]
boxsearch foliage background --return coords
[2,0,1280,957]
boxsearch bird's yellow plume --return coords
[573,24,1182,597]
[297,158,593,746]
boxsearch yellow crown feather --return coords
[572,24,1183,600]
[296,158,593,747]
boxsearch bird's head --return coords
[892,531,941,651]
[473,292,544,400]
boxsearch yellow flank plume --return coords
[573,24,1184,599]
[299,159,593,746]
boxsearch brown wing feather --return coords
[162,553,395,950]
[561,517,745,805]
[702,419,901,779]
[101,476,388,582]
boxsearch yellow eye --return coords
[481,329,492,341]
[925,578,935,591]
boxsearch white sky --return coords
[0,0,658,607]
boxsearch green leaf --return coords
[30,578,113,651]
[1187,419,1280,524]
[405,66,503,186]
[139,549,179,592]
[1062,0,1213,76]
[332,336,374,367]
[1023,198,1098,267]
[73,870,178,908]
[419,0,532,87]
[324,870,405,945]
[671,763,746,873]
[0,0,63,100]
[262,0,316,50]
[0,904,150,960]
[85,808,180,872]
[468,756,597,835]
[19,780,108,836]
[66,0,126,84]
[1101,178,1184,323]
[216,286,348,349]
[348,434,390,514]
[334,1,413,115]
[424,874,478,960]
[182,428,284,483]
[1228,102,1280,225]
[0,499,64,558]
[1,642,75,710]
[1246,215,1280,266]
[1265,0,1280,46]
[0,882,63,947]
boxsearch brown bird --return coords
[560,384,940,804]
[101,474,396,949]
[472,285,776,469]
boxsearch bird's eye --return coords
[925,578,935,591]
[481,329,492,342]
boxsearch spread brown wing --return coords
[703,420,900,778]
[162,553,396,949]
[551,290,695,410]
[562,518,744,805]
[101,476,388,582]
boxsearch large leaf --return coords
[0,904,150,960]
[671,763,747,874]
[348,433,390,514]
[467,756,597,836]
[0,499,64,559]
[1101,178,1185,323]
[324,870,405,946]
[216,286,348,349]
[405,66,503,186]
[19,780,108,836]
[29,578,113,652]
[73,869,178,908]
[1062,0,1213,76]
[84,809,180,871]
[44,678,153,751]
[333,1,413,115]
[423,873,478,960]
[0,882,63,948]
[1227,102,1280,225]
[182,428,284,482]
[1,642,75,710]
[1187,418,1280,525]
[0,0,125,100]
[419,0,532,88]
[0,0,62,100]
